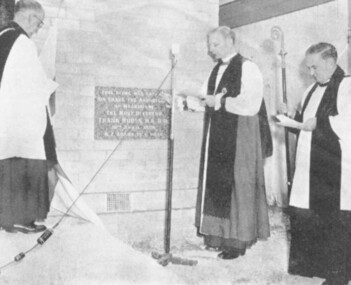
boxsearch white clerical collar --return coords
[220,52,237,64]
[317,80,329,87]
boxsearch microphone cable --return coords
[0,61,177,274]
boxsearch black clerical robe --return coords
[195,54,271,250]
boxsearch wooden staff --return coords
[271,26,292,195]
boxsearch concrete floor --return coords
[104,207,328,285]
[0,213,181,285]
[0,207,340,284]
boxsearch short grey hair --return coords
[305,42,338,62]
[207,26,236,44]
[15,0,43,15]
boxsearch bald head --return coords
[207,26,236,45]
[207,26,236,61]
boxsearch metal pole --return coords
[151,45,197,266]
[164,49,177,254]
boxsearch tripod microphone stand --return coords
[151,44,197,267]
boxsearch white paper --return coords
[275,114,303,129]
[185,94,205,112]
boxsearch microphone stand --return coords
[151,46,197,267]
[271,26,292,196]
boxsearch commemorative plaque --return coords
[95,87,170,140]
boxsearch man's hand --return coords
[201,95,216,107]
[278,103,295,118]
[301,117,316,131]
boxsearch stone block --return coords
[79,20,97,32]
[65,9,95,21]
[66,52,94,64]
[57,18,80,30]
[41,0,219,214]
[80,85,95,97]
[79,194,107,213]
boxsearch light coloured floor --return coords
[0,207,337,284]
[0,214,181,285]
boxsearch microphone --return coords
[171,43,180,56]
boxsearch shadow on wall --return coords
[0,1,14,29]
[297,58,314,89]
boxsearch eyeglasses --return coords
[33,15,44,29]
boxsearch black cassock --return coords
[288,67,351,282]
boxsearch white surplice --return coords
[0,34,58,160]
[187,55,263,116]
[290,78,351,211]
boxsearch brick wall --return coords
[35,0,218,213]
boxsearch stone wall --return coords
[232,0,348,205]
[35,0,218,213]
[34,0,348,212]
